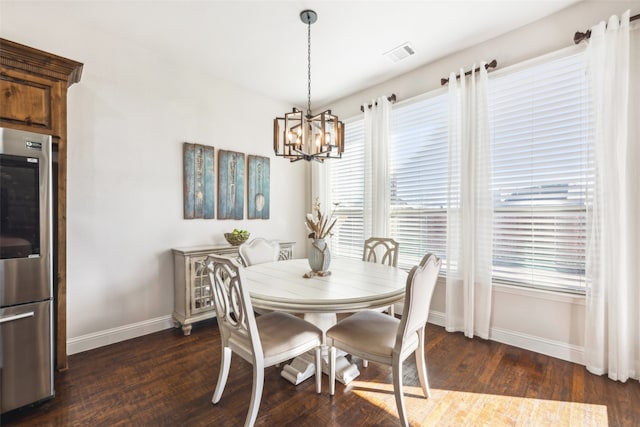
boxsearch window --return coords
[330,95,449,270]
[329,48,592,292]
[329,118,365,260]
[489,50,592,292]
[389,94,448,270]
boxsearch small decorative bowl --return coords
[224,232,250,246]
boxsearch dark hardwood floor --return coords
[3,319,639,426]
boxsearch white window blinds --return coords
[389,94,449,270]
[488,50,592,292]
[329,118,365,259]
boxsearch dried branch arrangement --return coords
[305,198,339,239]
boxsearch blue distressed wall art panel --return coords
[217,150,245,220]
[183,144,196,219]
[183,142,215,219]
[247,155,270,219]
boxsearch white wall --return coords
[330,0,637,365]
[1,2,309,353]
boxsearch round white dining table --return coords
[243,257,407,313]
[243,257,408,385]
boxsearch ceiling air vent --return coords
[384,42,415,63]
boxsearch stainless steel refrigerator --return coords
[0,127,54,413]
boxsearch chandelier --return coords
[273,10,344,163]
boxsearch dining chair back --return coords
[326,253,442,427]
[363,237,399,267]
[239,238,280,266]
[362,237,400,318]
[207,255,322,427]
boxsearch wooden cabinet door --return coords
[0,70,54,130]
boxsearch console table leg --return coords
[181,324,192,336]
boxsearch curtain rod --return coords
[360,93,397,112]
[440,59,497,86]
[574,13,639,44]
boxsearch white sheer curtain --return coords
[445,64,493,339]
[311,161,330,213]
[363,96,391,238]
[585,10,640,383]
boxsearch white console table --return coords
[172,241,295,335]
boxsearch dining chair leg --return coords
[246,362,265,427]
[392,357,409,427]
[415,328,431,398]
[314,346,322,393]
[212,346,232,404]
[329,346,336,396]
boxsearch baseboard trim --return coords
[67,315,175,355]
[489,326,584,364]
[428,310,584,365]
[69,310,585,365]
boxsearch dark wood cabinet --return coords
[1,38,83,370]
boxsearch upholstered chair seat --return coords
[228,311,323,364]
[326,311,418,361]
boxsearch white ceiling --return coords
[49,0,580,108]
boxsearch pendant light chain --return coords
[306,17,312,117]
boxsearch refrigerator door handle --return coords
[0,311,35,324]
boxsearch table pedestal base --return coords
[280,349,360,385]
[279,312,360,386]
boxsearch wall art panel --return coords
[247,155,270,219]
[183,142,215,219]
[217,150,245,220]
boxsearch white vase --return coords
[308,239,331,273]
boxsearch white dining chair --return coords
[363,237,399,267]
[326,253,442,427]
[238,238,281,267]
[207,255,322,427]
[239,238,281,316]
[362,237,399,324]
